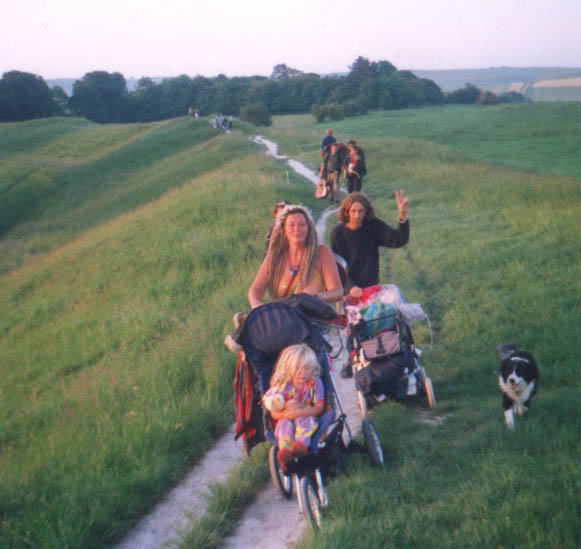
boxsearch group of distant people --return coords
[213,114,232,131]
[318,129,367,203]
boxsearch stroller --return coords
[344,285,436,416]
[234,302,384,529]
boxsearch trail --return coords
[223,137,363,548]
[115,136,359,549]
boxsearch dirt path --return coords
[115,137,359,549]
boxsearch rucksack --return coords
[355,146,367,175]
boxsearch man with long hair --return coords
[330,191,409,300]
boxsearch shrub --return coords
[499,91,526,103]
[476,90,498,106]
[239,102,272,126]
[326,102,345,121]
[446,83,481,105]
[311,103,326,123]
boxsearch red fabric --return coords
[234,353,256,453]
[343,285,382,306]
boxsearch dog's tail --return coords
[496,343,517,363]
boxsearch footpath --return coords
[115,137,362,549]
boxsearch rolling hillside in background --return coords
[415,66,581,101]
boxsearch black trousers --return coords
[347,174,362,193]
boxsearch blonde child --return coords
[264,343,325,471]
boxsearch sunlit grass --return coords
[1,108,580,548]
[0,124,316,547]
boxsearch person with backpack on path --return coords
[321,128,336,154]
[320,142,345,203]
[346,140,366,193]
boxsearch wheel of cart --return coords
[419,366,436,409]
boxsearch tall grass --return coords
[0,117,245,273]
[261,102,581,179]
[260,106,580,548]
[0,120,316,547]
[2,107,580,548]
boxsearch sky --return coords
[2,0,580,80]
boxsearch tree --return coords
[70,71,130,123]
[446,83,481,105]
[50,85,70,116]
[0,71,56,122]
[372,60,397,79]
[499,91,525,103]
[270,63,303,81]
[476,90,498,106]
[416,79,444,105]
[239,102,272,126]
[348,56,373,87]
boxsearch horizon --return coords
[2,0,580,81]
[39,64,581,84]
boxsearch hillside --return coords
[2,106,580,548]
[414,66,581,100]
[0,117,320,547]
[0,117,247,273]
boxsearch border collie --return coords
[497,344,539,429]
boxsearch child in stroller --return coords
[234,302,384,528]
[264,344,325,472]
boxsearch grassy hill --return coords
[414,66,581,101]
[1,105,580,548]
[0,117,318,547]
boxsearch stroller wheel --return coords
[362,418,384,466]
[269,445,293,498]
[300,477,322,529]
[421,367,436,409]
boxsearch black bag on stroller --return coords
[351,309,417,401]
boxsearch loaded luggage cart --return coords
[343,285,436,417]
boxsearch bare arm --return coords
[248,255,270,308]
[314,245,343,303]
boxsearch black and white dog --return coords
[497,344,539,429]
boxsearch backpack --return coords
[355,146,367,176]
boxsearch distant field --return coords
[260,102,581,179]
[1,106,580,548]
[414,66,581,101]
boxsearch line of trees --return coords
[0,58,525,124]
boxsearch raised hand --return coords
[395,189,409,222]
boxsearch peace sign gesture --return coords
[395,189,409,222]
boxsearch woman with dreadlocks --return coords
[248,204,343,307]
[224,204,343,353]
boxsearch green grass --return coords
[1,106,580,548]
[180,444,270,549]
[0,117,243,273]
[260,102,581,179]
[0,119,316,548]
[259,105,580,548]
